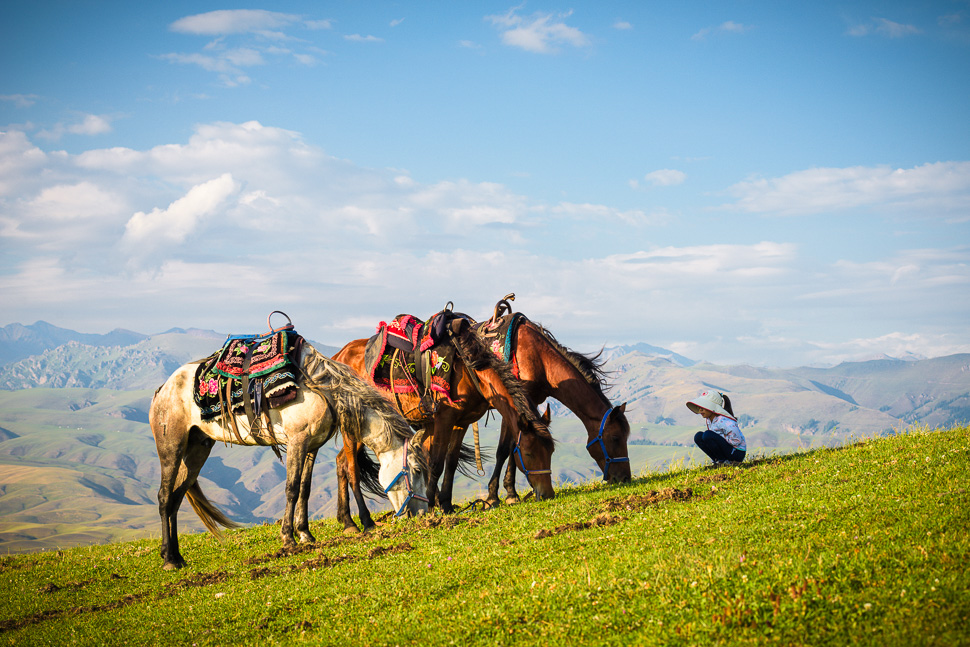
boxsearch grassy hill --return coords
[0,426,966,646]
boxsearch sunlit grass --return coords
[1,425,967,646]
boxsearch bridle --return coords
[383,440,429,517]
[586,407,630,480]
[512,428,552,498]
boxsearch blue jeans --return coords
[694,430,746,464]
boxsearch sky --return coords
[1,1,968,368]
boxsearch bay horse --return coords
[149,341,428,570]
[479,314,632,505]
[331,312,555,531]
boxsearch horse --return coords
[149,340,428,570]
[331,312,555,531]
[477,314,632,506]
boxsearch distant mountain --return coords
[0,327,338,390]
[0,321,148,367]
[601,342,696,367]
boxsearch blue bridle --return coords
[512,429,552,488]
[383,441,429,517]
[586,407,630,480]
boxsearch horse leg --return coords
[335,444,360,533]
[158,428,214,569]
[350,443,376,530]
[280,435,310,549]
[294,449,317,544]
[486,418,517,506]
[437,425,468,514]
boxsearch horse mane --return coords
[452,320,553,445]
[300,346,421,456]
[529,321,614,399]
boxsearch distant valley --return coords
[0,321,968,554]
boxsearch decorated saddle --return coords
[193,326,302,422]
[474,311,527,376]
[363,311,460,405]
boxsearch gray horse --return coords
[149,342,428,570]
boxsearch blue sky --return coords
[1,1,968,367]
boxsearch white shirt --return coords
[708,414,746,452]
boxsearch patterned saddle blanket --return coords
[193,330,302,421]
[474,312,527,374]
[363,312,458,402]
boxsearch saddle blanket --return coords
[193,331,301,421]
[474,312,526,374]
[365,313,456,401]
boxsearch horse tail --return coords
[185,481,242,537]
[454,440,481,478]
[356,445,387,499]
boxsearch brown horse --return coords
[477,315,632,505]
[331,312,555,531]
[149,342,428,569]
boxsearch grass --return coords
[1,425,968,646]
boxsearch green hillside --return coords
[0,426,966,646]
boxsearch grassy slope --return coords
[1,426,967,646]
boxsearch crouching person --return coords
[687,390,746,466]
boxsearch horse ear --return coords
[614,402,627,415]
[541,404,551,423]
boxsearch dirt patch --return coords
[534,513,623,539]
[696,473,734,484]
[600,488,695,513]
[167,571,229,589]
[367,542,414,558]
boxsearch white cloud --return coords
[3,123,968,368]
[37,114,113,141]
[170,10,300,36]
[724,162,970,217]
[692,21,752,41]
[614,21,632,30]
[487,7,590,53]
[344,34,384,43]
[0,94,39,108]
[644,169,687,187]
[123,173,240,246]
[848,18,922,38]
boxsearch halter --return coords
[586,407,630,480]
[383,441,429,517]
[512,428,553,488]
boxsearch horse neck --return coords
[519,325,612,429]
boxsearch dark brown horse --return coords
[332,312,555,531]
[472,310,632,506]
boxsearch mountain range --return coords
[0,321,967,554]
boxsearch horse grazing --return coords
[332,311,555,531]
[474,306,631,506]
[149,341,428,570]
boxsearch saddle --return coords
[363,308,468,417]
[193,312,302,448]
[474,294,526,376]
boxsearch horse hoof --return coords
[343,526,360,535]
[162,561,183,571]
[505,496,521,505]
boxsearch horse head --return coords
[584,402,632,483]
[512,404,557,500]
[379,434,429,518]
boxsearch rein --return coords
[586,407,630,480]
[383,440,429,517]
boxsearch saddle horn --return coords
[490,293,516,324]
